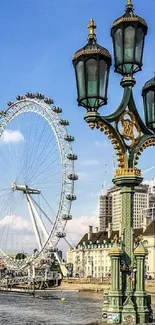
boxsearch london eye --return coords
[0,93,77,270]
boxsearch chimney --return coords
[94,227,98,233]
[108,223,112,238]
[88,225,93,240]
[143,215,151,231]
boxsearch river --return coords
[0,291,102,324]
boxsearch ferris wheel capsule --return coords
[7,101,15,107]
[67,173,78,181]
[16,95,26,100]
[52,106,62,114]
[67,153,78,160]
[35,93,45,99]
[64,135,74,142]
[44,97,54,105]
[66,194,76,201]
[0,110,8,117]
[62,214,72,220]
[59,119,69,126]
[56,232,66,238]
[25,92,36,99]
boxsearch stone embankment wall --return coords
[62,278,155,294]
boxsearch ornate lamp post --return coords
[73,0,154,323]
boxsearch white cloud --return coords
[80,159,99,167]
[0,215,31,231]
[65,215,98,245]
[0,130,24,143]
[1,233,36,253]
[94,140,109,148]
[20,234,36,248]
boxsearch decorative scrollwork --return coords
[96,120,127,168]
[133,137,155,167]
[115,110,141,149]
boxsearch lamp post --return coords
[73,0,154,323]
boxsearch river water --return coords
[0,291,102,324]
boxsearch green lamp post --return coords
[73,0,155,323]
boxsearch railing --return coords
[0,272,61,286]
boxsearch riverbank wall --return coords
[59,278,155,294]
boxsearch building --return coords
[67,182,155,279]
[142,193,155,228]
[67,225,113,278]
[148,177,155,195]
[67,221,155,279]
[99,192,112,231]
[143,220,155,279]
[99,184,149,233]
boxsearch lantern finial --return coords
[126,0,133,9]
[87,18,96,40]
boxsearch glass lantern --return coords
[142,77,155,131]
[73,19,111,111]
[111,4,147,76]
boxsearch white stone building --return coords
[67,221,155,279]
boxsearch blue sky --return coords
[0,0,155,251]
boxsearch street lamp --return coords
[142,76,155,131]
[73,18,111,110]
[73,0,154,324]
[111,1,147,76]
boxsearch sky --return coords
[0,0,155,255]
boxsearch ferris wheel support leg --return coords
[54,251,68,277]
[26,194,42,251]
[28,194,51,245]
[28,195,69,277]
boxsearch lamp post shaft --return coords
[120,184,137,322]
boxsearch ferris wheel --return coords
[0,92,77,269]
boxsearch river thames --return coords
[0,291,102,324]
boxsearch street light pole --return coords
[72,1,155,323]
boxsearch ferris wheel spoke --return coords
[15,114,40,183]
[24,136,57,185]
[1,192,16,253]
[30,166,61,187]
[30,171,61,187]
[30,158,61,185]
[15,113,44,183]
[25,118,53,179]
[24,113,42,178]
[27,143,59,184]
[35,158,61,177]
[0,191,13,213]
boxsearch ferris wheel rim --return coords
[0,97,76,268]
